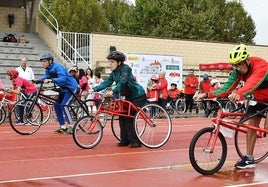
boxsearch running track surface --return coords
[0,117,268,187]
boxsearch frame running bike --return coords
[189,96,268,175]
[72,96,172,149]
[9,81,90,135]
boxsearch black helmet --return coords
[107,51,126,62]
[40,53,54,61]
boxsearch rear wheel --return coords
[135,103,172,148]
[234,127,268,163]
[9,99,43,135]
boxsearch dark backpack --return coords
[2,34,17,43]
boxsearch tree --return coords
[100,0,133,33]
[46,0,109,33]
[120,0,256,44]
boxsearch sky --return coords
[128,0,268,46]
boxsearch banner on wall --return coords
[125,53,183,91]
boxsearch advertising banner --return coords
[125,53,183,90]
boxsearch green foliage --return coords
[43,0,256,44]
[47,0,109,33]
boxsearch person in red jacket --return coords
[195,44,268,169]
[199,74,212,117]
[154,71,168,109]
[168,83,180,100]
[147,75,159,102]
[184,69,199,113]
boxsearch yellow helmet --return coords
[229,44,249,65]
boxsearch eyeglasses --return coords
[234,61,246,68]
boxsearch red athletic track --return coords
[0,117,267,187]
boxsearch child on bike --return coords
[6,69,37,124]
[92,51,147,148]
[195,44,268,169]
[38,53,79,134]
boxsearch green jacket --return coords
[93,64,145,100]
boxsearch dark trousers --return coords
[185,94,194,112]
[119,94,147,143]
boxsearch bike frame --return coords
[25,81,89,118]
[208,99,268,153]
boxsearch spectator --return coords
[92,51,147,148]
[184,69,199,113]
[168,83,180,100]
[78,69,89,101]
[154,71,168,109]
[69,67,79,84]
[199,74,211,93]
[147,75,159,102]
[93,71,104,109]
[16,57,35,81]
[86,67,94,88]
[38,53,79,134]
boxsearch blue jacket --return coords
[39,62,78,92]
[93,64,145,100]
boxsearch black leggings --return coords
[185,94,194,112]
[119,94,147,143]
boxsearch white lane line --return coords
[0,165,176,184]
[223,181,268,187]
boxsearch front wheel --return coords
[234,128,268,163]
[72,115,103,149]
[189,127,227,175]
[9,99,43,135]
[135,103,172,148]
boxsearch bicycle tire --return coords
[135,103,172,149]
[0,106,6,124]
[38,100,51,124]
[234,127,268,163]
[72,115,103,149]
[111,115,120,141]
[189,127,227,175]
[9,99,43,135]
[175,98,186,114]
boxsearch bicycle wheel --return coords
[189,127,227,175]
[9,99,43,135]
[0,106,6,124]
[135,103,172,148]
[72,115,103,149]
[38,100,51,124]
[175,98,186,114]
[111,115,120,141]
[234,127,268,163]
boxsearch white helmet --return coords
[211,79,220,87]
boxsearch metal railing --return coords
[38,1,91,69]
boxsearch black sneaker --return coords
[117,141,130,146]
[65,127,73,134]
[235,155,256,169]
[129,142,142,148]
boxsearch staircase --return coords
[0,32,58,86]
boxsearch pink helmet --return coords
[150,75,159,81]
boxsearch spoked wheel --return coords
[189,127,227,175]
[0,106,6,124]
[72,115,103,149]
[234,127,268,163]
[175,98,186,114]
[135,103,172,149]
[9,99,43,135]
[111,115,120,141]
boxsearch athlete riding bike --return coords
[195,44,268,169]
